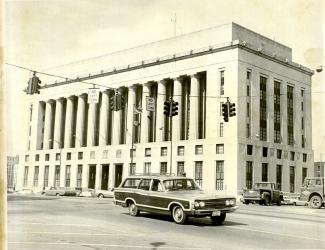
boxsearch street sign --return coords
[146,96,155,112]
[88,88,99,104]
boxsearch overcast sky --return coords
[4,0,325,160]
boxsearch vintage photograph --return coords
[3,0,325,249]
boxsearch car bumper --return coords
[189,205,239,216]
[242,197,261,201]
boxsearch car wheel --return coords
[56,193,60,197]
[210,213,226,225]
[276,200,281,206]
[309,195,322,209]
[172,205,187,224]
[98,194,104,199]
[293,202,296,206]
[263,195,270,206]
[128,202,140,216]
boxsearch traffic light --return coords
[171,101,178,116]
[164,100,171,117]
[110,93,121,111]
[222,102,229,122]
[25,72,41,95]
[229,102,236,117]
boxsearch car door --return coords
[136,179,152,208]
[149,179,168,209]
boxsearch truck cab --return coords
[300,177,324,209]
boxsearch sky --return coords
[4,0,325,160]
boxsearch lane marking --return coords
[226,226,325,243]
[8,242,210,249]
[8,231,144,237]
[8,222,127,233]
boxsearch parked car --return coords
[114,175,238,225]
[15,189,34,195]
[94,189,114,198]
[242,182,283,206]
[44,186,80,196]
[77,188,94,197]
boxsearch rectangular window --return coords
[290,151,295,161]
[25,155,29,162]
[35,154,39,161]
[260,76,267,141]
[247,85,250,96]
[220,70,225,95]
[144,162,151,174]
[303,153,307,162]
[176,162,185,176]
[116,149,122,158]
[195,145,203,155]
[103,150,108,159]
[145,148,151,157]
[76,165,83,187]
[65,165,71,187]
[262,163,268,182]
[247,102,250,117]
[262,147,268,157]
[246,123,251,138]
[23,166,29,187]
[277,149,282,159]
[301,117,304,130]
[276,165,282,190]
[55,153,61,161]
[45,154,50,161]
[177,146,184,156]
[219,123,224,137]
[195,161,203,187]
[302,167,307,184]
[130,148,136,158]
[290,166,295,193]
[216,144,224,154]
[33,166,39,187]
[246,161,253,189]
[247,145,253,155]
[66,152,71,160]
[287,85,294,145]
[301,135,305,148]
[216,161,224,190]
[274,81,281,143]
[161,147,167,156]
[78,152,83,160]
[160,162,167,175]
[129,163,136,176]
[90,151,95,159]
[54,165,60,187]
[246,71,251,80]
[43,165,49,187]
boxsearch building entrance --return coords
[114,164,123,187]
[101,165,109,190]
[88,165,96,189]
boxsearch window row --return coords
[246,145,308,162]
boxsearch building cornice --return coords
[42,40,313,89]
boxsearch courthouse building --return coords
[16,23,314,196]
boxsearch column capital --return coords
[189,73,200,79]
[128,84,138,91]
[46,99,55,104]
[158,79,168,85]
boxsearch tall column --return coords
[99,91,109,146]
[53,98,63,149]
[43,100,54,149]
[75,94,86,147]
[87,99,98,147]
[156,80,167,142]
[141,83,150,143]
[189,74,200,140]
[64,96,74,148]
[95,164,102,189]
[126,85,137,145]
[112,91,122,145]
[173,77,182,141]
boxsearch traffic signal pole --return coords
[169,100,173,175]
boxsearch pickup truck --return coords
[242,182,283,206]
[300,177,324,209]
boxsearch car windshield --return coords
[163,179,200,191]
[254,183,272,189]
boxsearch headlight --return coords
[194,201,200,208]
[199,201,205,207]
[225,200,230,206]
[230,199,235,205]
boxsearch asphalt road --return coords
[7,194,325,250]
